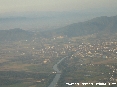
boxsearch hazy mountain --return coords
[0,28,33,41]
[0,11,116,31]
[0,15,117,40]
[52,15,117,37]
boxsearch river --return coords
[48,56,67,87]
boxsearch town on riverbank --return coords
[0,30,117,87]
[0,15,117,87]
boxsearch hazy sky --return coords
[0,0,117,30]
[0,0,117,14]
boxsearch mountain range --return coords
[52,15,117,37]
[0,15,117,41]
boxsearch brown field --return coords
[93,58,117,64]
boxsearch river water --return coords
[48,56,67,87]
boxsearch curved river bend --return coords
[48,56,67,87]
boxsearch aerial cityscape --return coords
[0,0,117,87]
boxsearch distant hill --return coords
[52,15,117,37]
[0,28,33,41]
[0,15,117,40]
